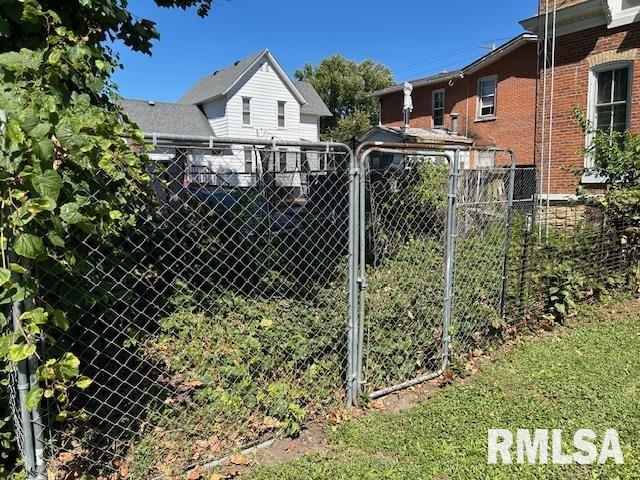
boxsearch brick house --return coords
[371,34,538,168]
[521,0,640,198]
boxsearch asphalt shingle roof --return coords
[119,99,214,137]
[293,81,332,117]
[178,50,266,105]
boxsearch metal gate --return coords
[351,144,527,402]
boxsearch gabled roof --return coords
[119,99,214,137]
[179,49,308,106]
[371,33,537,97]
[293,81,332,116]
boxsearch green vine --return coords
[0,1,150,418]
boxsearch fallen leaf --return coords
[58,452,76,464]
[230,453,251,466]
[187,467,205,480]
[209,435,221,454]
[371,399,385,410]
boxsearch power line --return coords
[388,35,514,76]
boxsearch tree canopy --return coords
[295,55,393,144]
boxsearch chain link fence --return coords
[5,138,638,479]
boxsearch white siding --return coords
[202,98,227,136]
[300,114,320,142]
[226,58,303,140]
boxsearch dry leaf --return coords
[187,467,205,480]
[209,435,221,454]
[262,416,281,429]
[58,452,76,464]
[230,453,251,466]
[119,463,130,478]
[371,399,385,410]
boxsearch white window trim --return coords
[277,101,286,129]
[242,97,251,126]
[584,60,633,183]
[476,75,498,121]
[608,0,640,28]
[432,89,445,128]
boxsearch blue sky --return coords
[114,0,538,102]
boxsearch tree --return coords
[295,55,393,143]
[0,0,215,466]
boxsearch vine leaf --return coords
[7,343,36,362]
[0,267,10,285]
[59,203,83,225]
[31,170,62,200]
[13,233,44,259]
[25,386,43,411]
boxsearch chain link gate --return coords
[352,145,527,402]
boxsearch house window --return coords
[244,148,253,173]
[621,0,640,10]
[477,76,497,119]
[432,89,445,128]
[477,151,496,168]
[279,149,287,172]
[242,97,251,125]
[593,65,631,133]
[277,101,286,128]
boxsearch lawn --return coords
[247,298,640,480]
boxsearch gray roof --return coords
[293,81,332,117]
[178,50,331,116]
[178,50,266,105]
[119,99,214,137]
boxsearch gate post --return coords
[442,149,461,369]
[499,154,517,317]
[346,151,360,407]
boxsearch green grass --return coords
[247,299,640,479]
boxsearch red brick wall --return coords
[536,22,640,194]
[379,43,538,167]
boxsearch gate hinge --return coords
[350,168,360,177]
[357,277,367,290]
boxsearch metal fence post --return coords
[346,150,359,407]
[499,154,517,317]
[11,298,38,478]
[442,149,461,369]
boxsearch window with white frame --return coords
[279,149,287,172]
[242,97,251,125]
[477,76,497,119]
[592,64,631,133]
[586,63,632,169]
[244,148,253,174]
[432,89,445,128]
[277,101,286,128]
[608,0,640,27]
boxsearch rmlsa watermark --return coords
[488,429,624,465]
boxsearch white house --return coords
[121,49,332,188]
